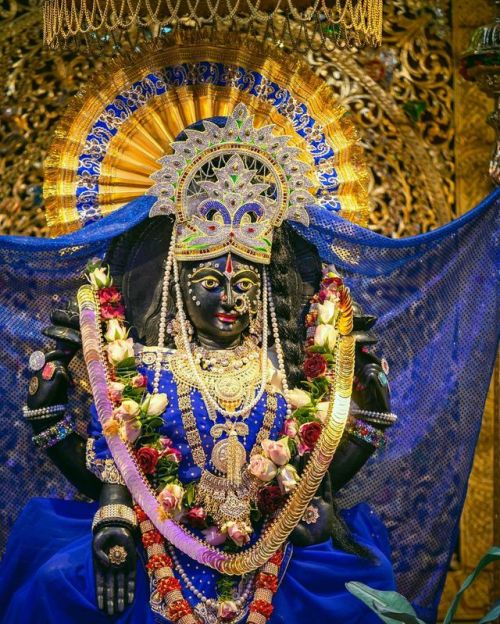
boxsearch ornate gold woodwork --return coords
[0,1,497,620]
[0,0,456,238]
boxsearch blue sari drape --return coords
[0,189,498,622]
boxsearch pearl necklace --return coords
[166,543,254,611]
[153,230,176,394]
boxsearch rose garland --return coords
[78,261,354,577]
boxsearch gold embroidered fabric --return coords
[85,437,126,485]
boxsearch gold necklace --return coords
[174,373,278,529]
[171,337,261,414]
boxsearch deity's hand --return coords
[93,525,137,615]
[27,297,81,410]
[352,348,391,416]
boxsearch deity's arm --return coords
[26,298,102,499]
[328,304,394,493]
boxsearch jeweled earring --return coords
[167,317,194,348]
[249,297,263,344]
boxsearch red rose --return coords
[257,485,284,516]
[98,286,121,305]
[303,353,327,379]
[299,421,323,452]
[136,447,159,474]
[101,302,126,320]
[162,447,182,463]
[185,506,207,529]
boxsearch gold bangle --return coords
[92,504,138,532]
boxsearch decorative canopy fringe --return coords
[42,0,383,50]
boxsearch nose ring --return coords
[234,295,249,314]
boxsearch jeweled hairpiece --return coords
[148,103,315,264]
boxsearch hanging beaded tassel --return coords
[227,428,244,486]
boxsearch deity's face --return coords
[178,254,262,348]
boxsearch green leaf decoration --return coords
[478,601,500,624]
[443,547,500,624]
[115,356,137,370]
[345,582,426,624]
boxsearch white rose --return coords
[277,464,300,494]
[142,393,169,416]
[317,300,336,324]
[314,324,338,351]
[114,398,141,422]
[104,319,128,342]
[106,338,134,366]
[88,266,112,288]
[119,418,141,443]
[287,388,311,409]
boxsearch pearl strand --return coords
[266,274,292,420]
[172,258,269,420]
[153,231,177,394]
[166,544,254,609]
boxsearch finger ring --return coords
[107,545,127,566]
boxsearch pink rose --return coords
[162,447,182,463]
[185,506,207,529]
[109,381,125,403]
[261,438,291,466]
[120,418,141,443]
[202,526,227,546]
[224,521,251,547]
[218,601,239,621]
[283,418,298,438]
[159,436,173,449]
[248,454,278,482]
[158,483,184,513]
[131,374,147,388]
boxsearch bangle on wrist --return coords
[31,414,75,449]
[23,404,67,421]
[346,416,387,449]
[92,504,138,533]
[350,408,397,426]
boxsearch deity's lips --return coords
[215,312,239,323]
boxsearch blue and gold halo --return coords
[44,33,369,236]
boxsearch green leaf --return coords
[307,345,327,354]
[443,547,500,624]
[345,582,426,624]
[478,602,500,623]
[115,356,136,370]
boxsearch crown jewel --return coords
[148,103,315,264]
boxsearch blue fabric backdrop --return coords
[0,189,498,622]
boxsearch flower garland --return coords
[86,261,186,511]
[78,261,354,577]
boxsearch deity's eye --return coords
[200,277,221,290]
[234,278,255,292]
